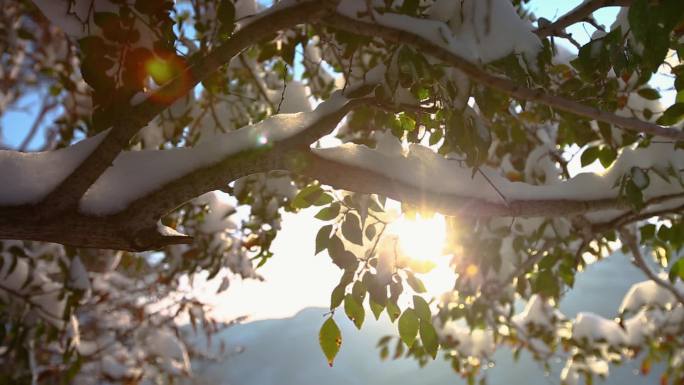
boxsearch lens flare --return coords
[143,52,191,105]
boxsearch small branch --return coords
[534,0,633,39]
[619,228,684,306]
[19,100,55,152]
[239,54,276,112]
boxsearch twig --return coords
[619,228,684,306]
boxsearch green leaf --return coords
[342,212,364,245]
[319,317,342,366]
[292,185,323,209]
[640,224,657,240]
[369,300,385,320]
[398,309,419,347]
[217,0,236,38]
[419,319,439,359]
[669,258,684,283]
[352,281,367,304]
[386,301,401,322]
[534,270,559,298]
[400,0,419,15]
[344,294,365,329]
[313,193,334,206]
[656,103,684,126]
[365,224,377,241]
[624,180,644,211]
[637,88,661,100]
[598,147,617,168]
[330,285,346,309]
[328,235,358,270]
[330,271,353,310]
[315,225,332,255]
[580,146,599,167]
[405,271,427,293]
[315,203,340,221]
[412,296,431,322]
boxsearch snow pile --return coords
[79,91,348,214]
[561,356,610,385]
[513,295,564,330]
[193,191,239,234]
[438,322,495,358]
[314,138,684,214]
[0,130,107,205]
[146,328,191,375]
[571,312,625,345]
[619,279,681,314]
[338,0,542,65]
[268,81,313,114]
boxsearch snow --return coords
[193,191,238,233]
[619,279,679,314]
[438,322,495,357]
[338,0,542,65]
[101,355,141,380]
[79,91,349,214]
[513,295,564,329]
[572,312,625,345]
[69,255,91,291]
[0,251,66,327]
[313,138,684,212]
[268,81,313,113]
[146,328,191,375]
[0,130,107,206]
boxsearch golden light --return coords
[387,213,447,262]
[387,214,456,296]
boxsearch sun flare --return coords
[388,214,447,261]
[387,214,456,296]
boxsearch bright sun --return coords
[387,214,456,296]
[388,214,447,261]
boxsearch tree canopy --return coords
[1,0,684,384]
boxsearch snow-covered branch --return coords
[322,7,684,140]
[33,0,336,218]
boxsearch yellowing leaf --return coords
[319,317,342,367]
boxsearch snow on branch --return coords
[323,4,684,140]
[33,0,336,218]
[0,90,360,250]
[81,91,353,215]
[306,137,684,218]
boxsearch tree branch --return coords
[295,150,627,217]
[619,228,684,307]
[534,0,633,38]
[322,12,684,140]
[35,0,336,218]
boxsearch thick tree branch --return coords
[36,0,336,218]
[3,96,684,251]
[296,151,627,217]
[322,12,684,141]
[534,0,633,38]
